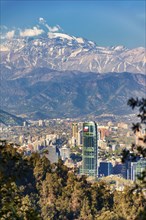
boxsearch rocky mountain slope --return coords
[0,31,145,74]
[0,109,25,126]
[1,69,145,119]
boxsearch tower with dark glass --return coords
[82,121,98,177]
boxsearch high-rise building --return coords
[47,145,60,164]
[99,161,113,177]
[78,129,83,146]
[122,161,137,180]
[72,123,78,140]
[60,145,70,161]
[72,123,78,146]
[135,158,146,181]
[38,120,45,127]
[82,121,98,177]
[122,158,146,181]
[113,163,123,176]
[98,126,109,141]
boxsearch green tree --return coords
[122,97,146,219]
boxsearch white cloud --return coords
[6,30,15,39]
[20,27,44,37]
[57,25,63,31]
[46,24,60,32]
[0,26,14,40]
[39,17,63,32]
[39,17,46,24]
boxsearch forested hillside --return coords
[0,142,145,220]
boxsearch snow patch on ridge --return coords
[48,32,74,41]
[0,45,10,51]
[76,38,84,44]
[70,49,82,57]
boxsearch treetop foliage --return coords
[0,141,146,220]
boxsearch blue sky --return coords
[1,0,145,48]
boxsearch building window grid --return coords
[82,123,98,177]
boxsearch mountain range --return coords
[1,31,145,74]
[0,29,145,119]
[1,68,145,119]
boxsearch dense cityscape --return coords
[0,109,146,219]
[1,117,145,185]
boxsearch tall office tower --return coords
[121,157,146,181]
[78,129,83,146]
[99,161,113,177]
[82,121,98,177]
[133,158,146,181]
[72,123,78,146]
[72,123,78,139]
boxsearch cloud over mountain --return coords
[46,24,61,32]
[39,17,46,23]
[6,30,15,39]
[0,18,63,40]
[39,17,62,32]
[20,26,44,37]
[0,26,15,40]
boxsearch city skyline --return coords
[1,0,145,48]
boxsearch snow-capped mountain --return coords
[0,30,145,74]
[1,22,145,119]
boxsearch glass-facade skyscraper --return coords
[82,121,98,177]
[122,158,146,181]
[99,162,113,177]
[134,158,146,181]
